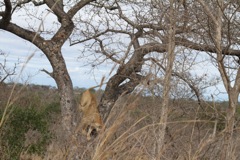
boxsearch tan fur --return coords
[79,89,103,140]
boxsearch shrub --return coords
[0,106,52,160]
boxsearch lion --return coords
[79,89,104,140]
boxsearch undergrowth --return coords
[0,85,60,160]
[0,85,239,160]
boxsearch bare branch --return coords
[116,2,138,28]
[1,23,45,48]
[0,0,12,27]
[12,0,45,14]
[31,0,45,6]
[67,0,95,18]
[95,38,121,64]
[70,29,109,45]
[137,42,167,54]
[196,0,218,24]
[176,37,240,56]
[0,52,17,84]
[44,0,66,23]
[41,68,54,78]
[88,1,118,11]
[118,74,144,95]
[149,57,204,108]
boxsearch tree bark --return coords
[98,30,145,121]
[211,1,238,158]
[42,44,76,136]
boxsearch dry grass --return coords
[1,86,240,160]
[43,95,240,159]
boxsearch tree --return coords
[0,50,17,85]
[0,0,96,137]
[72,0,191,121]
[194,0,240,159]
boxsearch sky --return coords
[0,31,110,88]
[0,3,230,100]
[0,30,229,100]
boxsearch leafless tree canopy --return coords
[0,50,17,84]
[1,0,240,159]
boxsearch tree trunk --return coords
[210,0,238,158]
[99,73,142,121]
[98,34,145,121]
[53,57,76,136]
[58,78,76,137]
[98,29,167,121]
[221,89,238,160]
[42,44,76,136]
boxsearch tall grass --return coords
[38,91,240,160]
[1,86,240,159]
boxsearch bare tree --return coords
[0,0,98,138]
[72,0,196,121]
[194,0,240,159]
[0,50,17,85]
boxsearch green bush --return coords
[43,101,61,116]
[0,106,53,160]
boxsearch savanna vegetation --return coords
[1,0,240,159]
[1,84,240,159]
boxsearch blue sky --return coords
[0,31,109,88]
[0,3,109,88]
